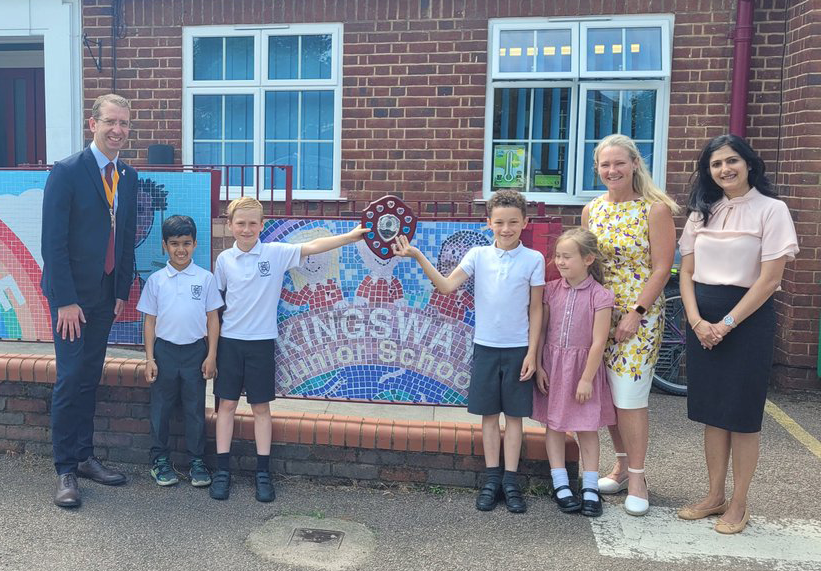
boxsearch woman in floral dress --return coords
[582,134,678,516]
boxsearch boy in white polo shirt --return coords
[393,190,544,513]
[210,197,366,502]
[137,215,223,488]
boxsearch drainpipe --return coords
[729,0,754,137]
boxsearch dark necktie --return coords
[104,162,115,274]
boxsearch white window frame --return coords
[575,81,668,198]
[483,15,673,205]
[182,24,343,200]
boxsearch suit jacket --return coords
[41,147,138,308]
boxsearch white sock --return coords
[551,468,572,499]
[582,471,599,502]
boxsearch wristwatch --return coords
[632,304,647,315]
[722,314,736,328]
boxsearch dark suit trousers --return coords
[50,273,115,475]
[149,338,207,463]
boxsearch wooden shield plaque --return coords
[360,195,417,259]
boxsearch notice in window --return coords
[493,145,526,189]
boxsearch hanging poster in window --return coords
[492,145,526,188]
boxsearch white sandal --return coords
[624,466,649,516]
[598,453,628,494]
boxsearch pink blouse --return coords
[678,188,799,288]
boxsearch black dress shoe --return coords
[580,488,603,517]
[475,481,502,511]
[502,481,527,513]
[77,456,127,485]
[552,485,582,513]
[54,473,81,508]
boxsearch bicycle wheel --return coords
[652,294,688,396]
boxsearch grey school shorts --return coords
[467,343,533,417]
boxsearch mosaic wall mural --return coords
[266,219,498,405]
[0,169,212,344]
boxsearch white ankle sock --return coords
[551,468,572,499]
[582,471,599,502]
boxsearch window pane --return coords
[193,142,221,165]
[301,142,333,190]
[587,28,622,72]
[493,88,530,140]
[301,91,334,140]
[265,91,299,139]
[582,142,605,191]
[585,90,619,139]
[226,37,254,80]
[530,143,568,193]
[620,90,656,140]
[491,143,528,190]
[264,142,298,189]
[269,36,299,79]
[224,95,253,140]
[225,142,253,185]
[499,30,533,73]
[532,88,570,140]
[535,30,572,73]
[193,37,223,80]
[193,95,222,139]
[302,35,332,79]
[636,142,654,175]
[626,28,662,71]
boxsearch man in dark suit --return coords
[41,93,138,507]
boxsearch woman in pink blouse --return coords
[677,135,798,534]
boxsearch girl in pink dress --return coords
[534,228,616,517]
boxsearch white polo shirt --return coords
[214,240,302,340]
[136,261,223,345]
[457,242,545,348]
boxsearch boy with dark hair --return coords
[393,189,545,513]
[137,215,222,487]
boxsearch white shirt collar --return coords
[89,140,119,171]
[493,241,524,258]
[165,260,197,277]
[231,240,262,257]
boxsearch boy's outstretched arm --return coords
[143,314,158,383]
[391,235,468,295]
[202,309,219,380]
[521,284,544,380]
[300,225,369,257]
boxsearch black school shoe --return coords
[580,488,603,517]
[475,481,503,511]
[552,484,582,513]
[209,470,231,500]
[255,471,276,503]
[502,481,527,513]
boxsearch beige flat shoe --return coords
[715,508,750,534]
[677,500,729,520]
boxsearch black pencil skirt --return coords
[686,283,775,433]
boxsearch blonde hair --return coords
[91,94,130,119]
[227,196,264,221]
[287,227,340,289]
[555,227,605,284]
[593,134,680,214]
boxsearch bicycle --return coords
[652,267,688,396]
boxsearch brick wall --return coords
[0,355,568,488]
[78,0,820,388]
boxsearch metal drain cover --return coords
[289,528,344,548]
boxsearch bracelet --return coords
[691,319,703,329]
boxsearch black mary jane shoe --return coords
[475,481,502,511]
[502,481,527,514]
[580,488,604,517]
[552,484,582,513]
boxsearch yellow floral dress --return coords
[588,196,663,401]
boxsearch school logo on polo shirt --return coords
[258,261,271,277]
[191,284,202,300]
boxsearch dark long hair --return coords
[688,134,776,227]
